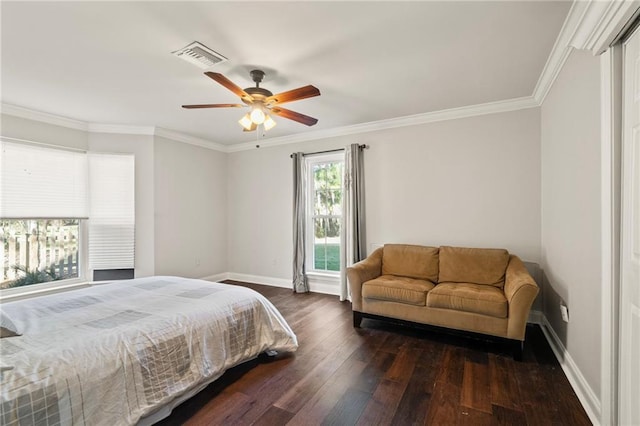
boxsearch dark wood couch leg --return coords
[353,311,363,328]
[513,340,524,361]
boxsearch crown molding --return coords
[3,96,539,155]
[1,103,89,131]
[154,127,227,152]
[532,1,588,104]
[226,96,539,153]
[533,0,639,105]
[87,123,155,135]
[1,103,226,152]
[570,0,639,55]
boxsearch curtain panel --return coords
[340,144,366,301]
[292,152,309,293]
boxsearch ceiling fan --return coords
[182,69,320,132]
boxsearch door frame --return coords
[600,44,623,426]
[617,19,640,425]
[599,8,640,425]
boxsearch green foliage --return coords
[8,264,62,287]
[314,244,340,271]
[313,162,343,239]
[2,219,80,286]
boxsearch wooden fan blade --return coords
[205,72,253,102]
[182,103,244,109]
[265,85,320,105]
[271,107,318,126]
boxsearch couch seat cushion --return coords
[363,275,435,306]
[438,246,510,288]
[427,282,508,318]
[382,244,439,282]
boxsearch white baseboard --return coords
[224,272,340,296]
[539,316,601,426]
[528,309,544,325]
[307,281,340,296]
[200,272,230,283]
[226,272,291,288]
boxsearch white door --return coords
[620,21,640,426]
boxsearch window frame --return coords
[304,152,345,276]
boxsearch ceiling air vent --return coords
[172,41,227,69]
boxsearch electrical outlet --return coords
[195,258,200,267]
[560,304,569,322]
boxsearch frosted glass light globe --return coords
[250,107,266,124]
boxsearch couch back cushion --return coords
[381,244,439,282]
[438,246,510,288]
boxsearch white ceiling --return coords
[1,1,571,146]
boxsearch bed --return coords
[0,276,298,425]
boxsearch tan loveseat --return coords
[347,244,539,359]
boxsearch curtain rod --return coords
[289,144,368,158]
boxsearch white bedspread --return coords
[0,276,298,425]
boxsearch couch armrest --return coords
[346,247,383,311]
[504,255,539,340]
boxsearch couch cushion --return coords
[381,244,439,282]
[438,246,510,288]
[427,282,508,318]
[363,275,435,306]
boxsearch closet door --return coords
[619,20,640,426]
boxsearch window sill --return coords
[307,272,340,283]
[0,279,90,303]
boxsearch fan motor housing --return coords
[243,87,273,104]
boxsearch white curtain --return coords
[340,144,366,301]
[292,153,309,293]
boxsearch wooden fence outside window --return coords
[1,220,79,288]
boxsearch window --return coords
[306,153,344,273]
[0,139,135,293]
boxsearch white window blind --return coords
[0,140,88,218]
[88,153,135,270]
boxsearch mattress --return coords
[0,276,298,425]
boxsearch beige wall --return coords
[153,136,228,278]
[227,108,542,284]
[540,49,602,397]
[364,109,541,261]
[1,114,88,150]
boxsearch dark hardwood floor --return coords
[157,281,591,426]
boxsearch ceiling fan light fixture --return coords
[263,115,277,131]
[238,113,253,130]
[250,106,266,124]
[182,69,320,132]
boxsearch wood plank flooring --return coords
[156,281,591,425]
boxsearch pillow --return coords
[0,311,21,338]
[382,244,439,282]
[438,246,510,288]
